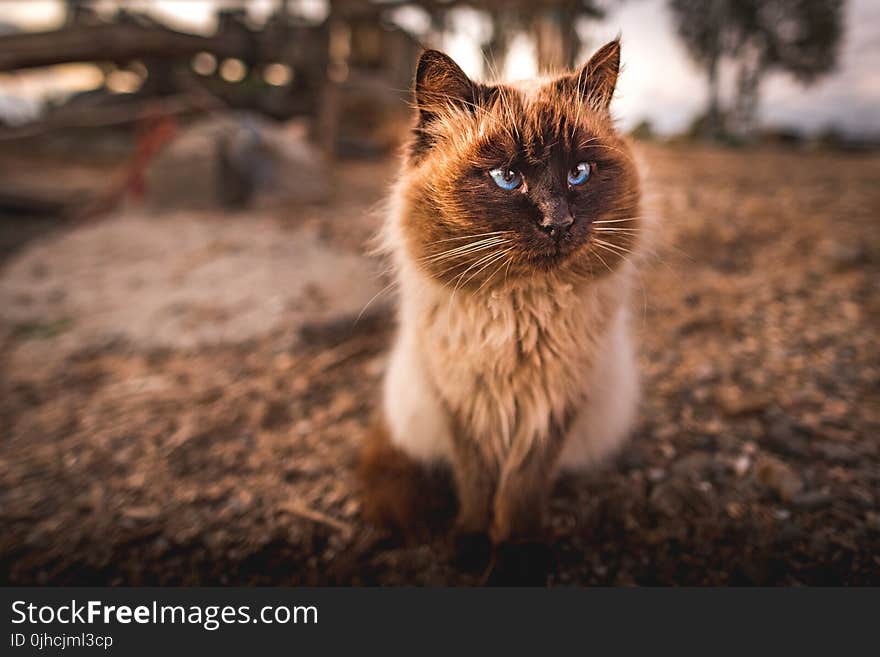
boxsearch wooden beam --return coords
[0,23,252,72]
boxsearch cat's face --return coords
[398,41,641,290]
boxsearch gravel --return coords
[1,144,878,585]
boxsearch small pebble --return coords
[756,456,804,502]
[733,455,751,477]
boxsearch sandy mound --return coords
[0,210,383,354]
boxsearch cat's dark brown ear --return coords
[411,50,479,157]
[414,49,476,119]
[570,39,621,112]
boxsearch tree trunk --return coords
[532,10,569,73]
[481,11,514,81]
[704,51,722,140]
[732,53,764,140]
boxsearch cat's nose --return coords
[538,211,574,240]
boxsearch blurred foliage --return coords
[629,118,655,141]
[668,0,845,140]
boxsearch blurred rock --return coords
[0,212,383,352]
[649,477,714,517]
[717,384,768,416]
[670,451,712,478]
[145,113,330,210]
[814,442,859,465]
[819,239,870,271]
[792,489,833,510]
[732,454,751,477]
[756,456,803,502]
[763,410,809,457]
[334,76,411,158]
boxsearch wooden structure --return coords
[0,0,609,150]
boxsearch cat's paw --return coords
[484,540,555,587]
[451,530,492,572]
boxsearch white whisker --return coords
[449,249,508,301]
[459,250,509,293]
[474,252,512,295]
[592,217,638,224]
[428,231,510,245]
[594,227,640,234]
[420,237,509,264]
[354,279,397,326]
[590,249,614,276]
[593,237,635,256]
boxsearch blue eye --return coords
[567,162,591,186]
[489,167,523,190]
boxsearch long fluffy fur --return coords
[362,40,645,545]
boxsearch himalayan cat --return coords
[360,39,642,581]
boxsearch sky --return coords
[587,0,880,136]
[0,0,878,137]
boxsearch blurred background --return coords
[0,0,877,585]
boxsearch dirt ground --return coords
[1,143,878,585]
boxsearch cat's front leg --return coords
[447,424,498,567]
[495,415,571,542]
[490,443,560,543]
[487,422,568,585]
[451,453,495,535]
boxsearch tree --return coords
[728,0,845,137]
[668,0,739,139]
[474,0,607,79]
[669,0,845,140]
